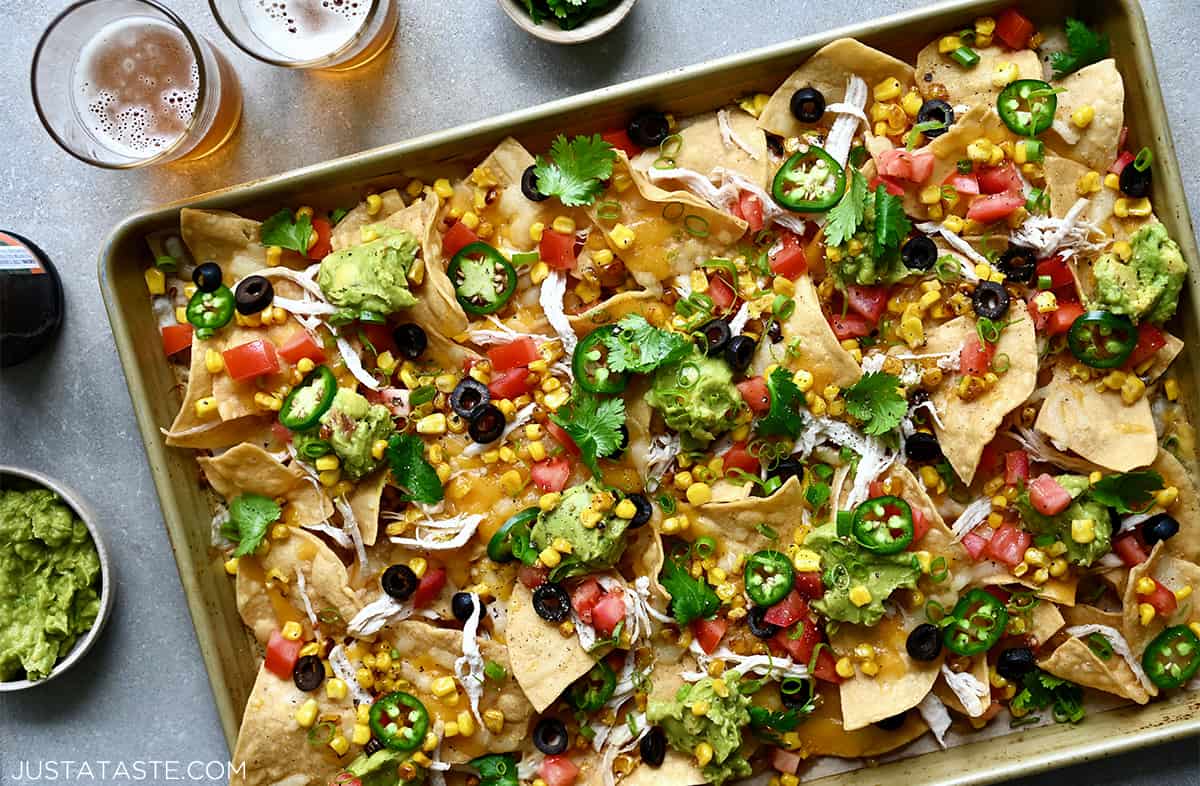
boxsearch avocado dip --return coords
[0,486,102,681]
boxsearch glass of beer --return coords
[31,0,242,169]
[209,0,398,71]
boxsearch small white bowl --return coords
[498,0,637,44]
[0,466,115,691]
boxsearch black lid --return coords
[0,232,64,368]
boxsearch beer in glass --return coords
[209,0,398,70]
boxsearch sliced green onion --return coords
[308,721,337,747]
[660,133,684,159]
[653,156,677,170]
[511,251,540,266]
[935,255,961,282]
[1133,147,1154,172]
[957,159,974,174]
[850,146,870,167]
[1026,187,1049,215]
[596,200,621,221]
[702,258,739,288]
[155,254,178,272]
[951,46,981,68]
[329,207,349,225]
[684,214,711,238]
[925,598,947,624]
[756,522,779,540]
[298,439,332,460]
[658,494,676,515]
[1037,274,1053,290]
[662,202,685,221]
[693,536,717,559]
[906,121,946,150]
[992,352,1011,373]
[317,608,344,625]
[1022,139,1045,163]
[930,555,949,583]
[762,476,782,496]
[773,294,796,320]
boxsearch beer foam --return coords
[242,0,368,61]
[70,16,199,159]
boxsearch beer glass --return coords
[32,0,243,169]
[209,0,398,71]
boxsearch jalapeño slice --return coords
[278,365,336,431]
[487,507,540,565]
[851,495,915,555]
[771,145,847,213]
[568,660,617,711]
[943,588,1009,656]
[997,79,1059,136]
[368,691,429,751]
[1067,310,1138,369]
[186,285,235,339]
[1142,625,1200,690]
[573,325,630,394]
[744,550,795,606]
[448,242,518,316]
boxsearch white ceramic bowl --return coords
[0,466,115,691]
[498,0,637,44]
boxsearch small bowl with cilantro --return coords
[499,0,636,44]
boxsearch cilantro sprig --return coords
[874,184,912,259]
[660,554,720,627]
[221,493,282,557]
[533,134,617,207]
[1088,470,1164,514]
[385,433,445,504]
[469,754,519,786]
[824,169,869,248]
[602,315,691,374]
[844,371,907,436]
[757,367,807,438]
[261,208,313,255]
[1049,18,1110,78]
[550,392,626,477]
[1010,669,1085,724]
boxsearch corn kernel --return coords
[1024,548,1048,568]
[942,215,965,234]
[1049,558,1068,578]
[194,396,218,419]
[848,585,872,607]
[408,557,428,579]
[294,698,319,728]
[1071,105,1095,128]
[431,178,454,199]
[1033,291,1058,313]
[254,392,283,411]
[1071,518,1096,544]
[1190,622,1200,639]
[415,413,447,435]
[694,741,714,767]
[686,482,713,505]
[1127,197,1153,217]
[939,35,963,54]
[691,700,710,717]
[1136,576,1158,596]
[1139,602,1156,626]
[314,454,340,472]
[1175,585,1193,602]
[1156,486,1179,508]
[456,709,476,737]
[874,77,903,102]
[281,620,304,641]
[501,470,524,496]
[1077,170,1102,195]
[610,223,636,250]
[551,216,576,235]
[1121,375,1146,405]
[992,62,1019,88]
[898,315,924,348]
[835,657,856,678]
[327,735,349,756]
[901,90,924,117]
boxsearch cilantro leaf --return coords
[1049,18,1110,78]
[757,367,807,438]
[602,314,691,374]
[1088,470,1164,514]
[261,208,313,255]
[533,134,616,207]
[873,185,912,258]
[844,371,907,436]
[660,555,720,626]
[469,754,519,786]
[386,433,445,504]
[1010,669,1085,724]
[550,393,626,477]
[824,168,869,248]
[223,493,281,557]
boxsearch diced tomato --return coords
[264,629,303,679]
[1114,533,1150,567]
[1139,578,1178,617]
[571,578,603,624]
[734,191,765,232]
[1109,150,1136,175]
[983,585,1013,605]
[691,617,728,655]
[771,747,803,775]
[868,175,905,196]
[539,229,576,270]
[592,592,626,637]
[962,529,990,560]
[877,149,935,183]
[828,310,874,340]
[966,192,1025,223]
[793,571,824,600]
[278,329,327,365]
[307,217,333,260]
[518,563,548,589]
[811,647,843,683]
[1042,301,1085,337]
[413,565,447,608]
[770,231,808,279]
[764,590,809,628]
[1036,256,1075,290]
[271,421,293,444]
[869,480,886,498]
[161,323,193,356]
[223,339,281,382]
[545,420,582,458]
[601,129,642,159]
[1119,126,1130,152]
[845,284,889,323]
[977,162,1023,195]
[1124,323,1167,369]
[1029,474,1073,516]
[487,337,540,372]
[737,376,771,415]
[488,368,536,399]
[910,505,931,546]
[539,756,580,786]
[531,457,572,493]
[721,441,761,475]
[995,8,1035,49]
[442,220,479,258]
[960,335,996,376]
[361,322,398,356]
[1005,450,1030,485]
[943,172,981,195]
[979,439,1005,478]
[985,523,1032,568]
[707,275,737,312]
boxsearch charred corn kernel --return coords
[898,315,924,348]
[967,139,993,163]
[1104,172,1122,190]
[254,392,283,411]
[407,557,428,580]
[1121,375,1146,405]
[430,676,457,698]
[694,741,714,768]
[901,90,924,117]
[432,178,454,199]
[614,498,638,519]
[1176,585,1193,602]
[294,698,319,728]
[992,61,1019,87]
[874,77,903,102]
[942,215,965,234]
[456,710,476,737]
[848,585,872,607]
[223,557,240,575]
[1136,576,1158,595]
[1049,558,1068,578]
[835,657,856,679]
[1156,486,1179,507]
[281,620,303,641]
[939,35,963,54]
[1139,602,1156,626]
[1127,197,1153,217]
[195,396,219,418]
[580,509,605,529]
[547,537,573,556]
[1024,548,1048,568]
[1033,291,1058,313]
[825,245,844,263]
[610,223,636,249]
[1071,105,1095,128]
[1071,518,1096,544]
[539,492,562,511]
[686,482,713,505]
[551,216,576,235]
[1077,170,1102,195]
[315,455,340,472]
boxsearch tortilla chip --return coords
[231,664,356,786]
[330,188,406,251]
[165,330,273,448]
[381,620,534,761]
[977,568,1079,607]
[181,208,280,280]
[1034,363,1157,472]
[348,469,387,547]
[915,43,1041,108]
[793,683,927,758]
[1144,333,1184,384]
[236,529,359,644]
[199,443,332,526]
[1042,154,1156,240]
[1122,542,1200,655]
[198,323,302,422]
[1039,636,1150,704]
[586,155,747,290]
[833,615,942,731]
[750,273,862,390]
[881,465,970,607]
[507,582,596,712]
[1151,449,1200,562]
[1063,604,1123,628]
[1029,600,1066,645]
[759,39,914,139]
[635,109,769,188]
[926,311,1037,484]
[567,291,663,336]
[1045,60,1124,172]
[695,476,805,571]
[470,137,557,253]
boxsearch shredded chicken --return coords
[824,75,868,168]
[1010,426,1099,474]
[348,594,414,637]
[454,595,486,724]
[951,497,994,541]
[941,664,989,717]
[334,496,368,566]
[915,222,986,280]
[644,432,681,490]
[294,567,319,628]
[329,645,374,705]
[390,513,484,551]
[334,330,381,391]
[917,692,953,748]
[1010,197,1104,259]
[540,271,577,370]
[717,109,760,159]
[685,640,809,682]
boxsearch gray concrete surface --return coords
[0,0,1198,784]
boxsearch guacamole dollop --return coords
[1092,222,1186,324]
[318,227,419,322]
[646,349,743,447]
[647,671,752,786]
[322,388,395,480]
[1015,475,1111,566]
[345,748,425,786]
[0,488,101,681]
[806,520,920,626]
[530,481,630,580]
[830,225,910,288]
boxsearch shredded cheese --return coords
[334,496,368,566]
